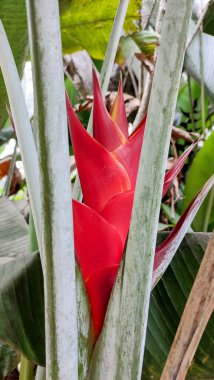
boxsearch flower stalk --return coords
[88,1,194,379]
[26,0,78,378]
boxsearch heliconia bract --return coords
[66,69,203,339]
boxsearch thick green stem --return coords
[88,1,194,379]
[19,357,34,380]
[26,1,78,378]
[114,2,194,375]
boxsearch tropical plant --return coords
[0,0,213,379]
[66,70,213,340]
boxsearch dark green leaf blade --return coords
[143,233,214,379]
[0,252,45,366]
[0,197,45,366]
[184,132,214,231]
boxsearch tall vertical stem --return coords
[199,5,206,138]
[99,0,131,94]
[89,1,194,379]
[116,1,194,376]
[26,1,78,378]
[19,356,34,380]
[0,22,42,255]
[115,1,194,377]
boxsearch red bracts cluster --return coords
[66,70,197,339]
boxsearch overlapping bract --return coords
[66,71,198,339]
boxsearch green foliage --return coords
[0,343,20,380]
[130,30,158,56]
[116,29,158,64]
[60,0,141,59]
[201,1,214,36]
[0,197,45,366]
[0,252,45,365]
[1,218,213,377]
[143,233,214,379]
[177,78,210,133]
[184,131,214,231]
[0,0,28,129]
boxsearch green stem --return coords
[199,15,206,138]
[187,75,195,132]
[0,22,42,256]
[88,0,194,378]
[203,186,214,232]
[19,356,34,380]
[26,1,78,378]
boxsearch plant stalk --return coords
[203,185,214,231]
[199,13,206,138]
[0,22,42,256]
[187,75,195,132]
[88,1,194,379]
[26,1,78,378]
[19,356,34,380]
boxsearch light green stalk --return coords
[73,0,131,201]
[0,22,42,256]
[199,16,206,138]
[19,357,34,380]
[88,1,194,379]
[26,1,78,378]
[203,186,214,231]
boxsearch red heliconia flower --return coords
[66,70,202,340]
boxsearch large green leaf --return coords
[0,197,45,367]
[184,132,214,231]
[1,225,213,378]
[0,252,45,366]
[0,0,28,129]
[0,196,28,377]
[60,0,141,59]
[143,233,214,379]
